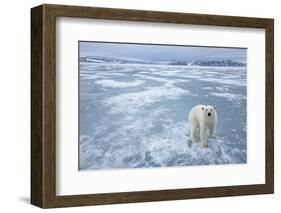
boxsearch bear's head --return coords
[201,105,216,121]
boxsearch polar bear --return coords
[188,105,217,148]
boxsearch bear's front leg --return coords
[208,125,216,138]
[190,124,197,143]
[200,123,208,148]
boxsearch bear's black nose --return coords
[208,112,211,117]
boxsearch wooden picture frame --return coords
[31,4,274,208]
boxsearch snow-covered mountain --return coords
[170,60,246,67]
[80,56,246,67]
[79,56,151,65]
[187,60,246,67]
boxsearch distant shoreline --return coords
[80,56,246,67]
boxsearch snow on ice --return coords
[79,63,247,170]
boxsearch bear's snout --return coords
[208,112,211,117]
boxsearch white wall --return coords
[0,0,279,211]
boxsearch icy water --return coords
[79,63,247,170]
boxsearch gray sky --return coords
[80,41,246,62]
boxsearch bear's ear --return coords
[202,107,204,110]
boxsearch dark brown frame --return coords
[31,4,274,208]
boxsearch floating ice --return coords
[95,79,145,88]
[103,83,189,114]
[200,77,246,86]
[210,92,245,101]
[79,63,247,170]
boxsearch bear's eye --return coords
[202,107,204,110]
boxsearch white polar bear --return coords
[188,105,217,148]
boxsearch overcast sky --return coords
[80,41,246,62]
